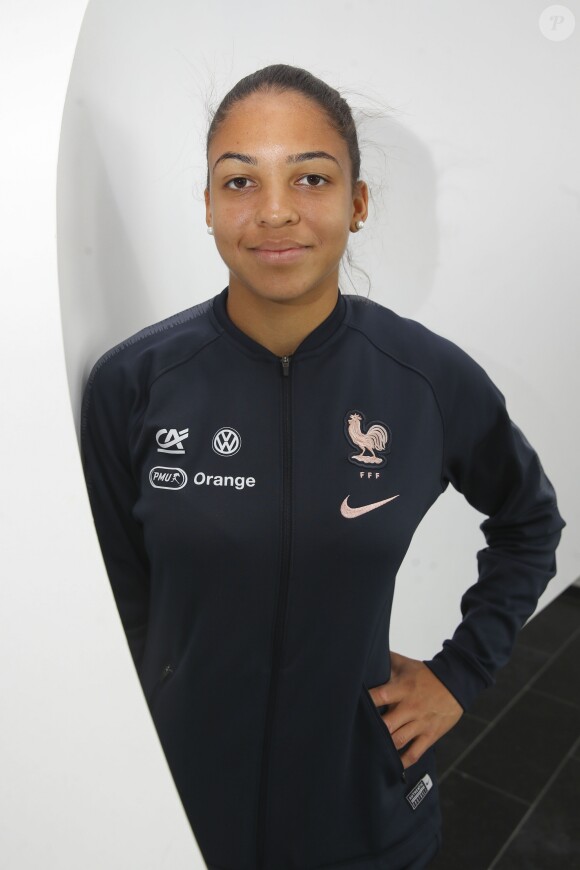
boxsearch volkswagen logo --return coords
[212,427,241,456]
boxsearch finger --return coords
[400,735,432,770]
[383,708,417,741]
[369,680,404,707]
[389,719,422,752]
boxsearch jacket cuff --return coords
[422,640,493,713]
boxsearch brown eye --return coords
[225,177,253,190]
[298,174,328,187]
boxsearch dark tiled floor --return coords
[429,582,580,870]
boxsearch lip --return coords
[253,238,309,251]
[250,246,310,264]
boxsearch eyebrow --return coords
[212,150,340,172]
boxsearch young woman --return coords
[80,64,566,870]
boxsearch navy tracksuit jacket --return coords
[80,286,565,869]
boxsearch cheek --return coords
[221,205,251,232]
[214,206,252,256]
[301,196,351,237]
[313,215,350,251]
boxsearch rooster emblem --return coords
[344,410,391,468]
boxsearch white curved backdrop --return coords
[1,1,205,868]
[1,0,578,867]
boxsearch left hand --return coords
[368,650,464,770]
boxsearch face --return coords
[204,90,368,305]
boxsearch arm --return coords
[422,354,566,713]
[370,349,566,769]
[80,356,151,674]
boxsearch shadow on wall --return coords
[57,96,157,436]
[355,112,439,310]
[57,90,440,441]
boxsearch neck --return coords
[225,280,339,357]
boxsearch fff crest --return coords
[344,410,392,469]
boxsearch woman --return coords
[80,64,565,870]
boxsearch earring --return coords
[355,220,365,230]
[207,226,214,235]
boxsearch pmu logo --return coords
[212,427,241,457]
[149,467,188,490]
[156,427,189,454]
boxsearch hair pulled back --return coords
[205,63,361,193]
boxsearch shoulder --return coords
[86,295,218,384]
[81,294,219,424]
[347,294,491,404]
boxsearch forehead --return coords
[210,90,347,162]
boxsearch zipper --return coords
[149,662,175,711]
[255,354,293,870]
[362,683,406,783]
[377,698,407,783]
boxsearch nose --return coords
[254,178,299,227]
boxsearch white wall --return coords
[1,0,578,867]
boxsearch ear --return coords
[204,187,212,226]
[352,179,369,225]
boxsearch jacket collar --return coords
[211,285,347,361]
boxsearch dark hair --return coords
[205,63,361,194]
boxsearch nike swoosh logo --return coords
[340,494,400,519]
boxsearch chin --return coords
[258,285,309,302]
[233,274,317,303]
[237,275,336,302]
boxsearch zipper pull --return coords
[280,355,291,376]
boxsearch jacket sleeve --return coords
[422,348,566,713]
[80,356,150,674]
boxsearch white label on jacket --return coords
[405,773,433,810]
